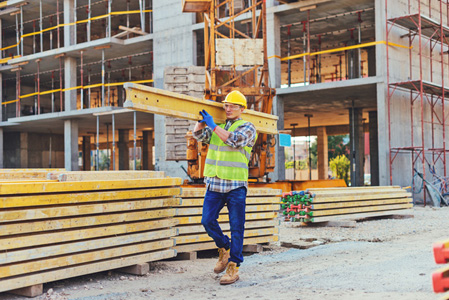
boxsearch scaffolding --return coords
[386,0,449,205]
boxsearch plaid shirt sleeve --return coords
[224,122,257,148]
[193,127,213,144]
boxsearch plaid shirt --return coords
[193,118,257,193]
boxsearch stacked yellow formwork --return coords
[175,188,281,253]
[0,171,181,293]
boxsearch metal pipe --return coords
[57,0,60,48]
[15,14,19,56]
[139,0,144,33]
[16,69,20,117]
[88,68,91,108]
[303,22,306,85]
[37,60,40,114]
[40,0,43,52]
[106,122,109,170]
[358,21,362,78]
[33,20,36,54]
[108,0,112,37]
[20,6,23,55]
[133,111,137,170]
[126,0,130,38]
[287,25,291,87]
[88,0,91,42]
[51,71,55,112]
[80,51,84,109]
[96,115,99,170]
[59,57,63,111]
[112,113,115,170]
[50,16,53,50]
[102,49,105,106]
[49,135,52,168]
[74,0,77,42]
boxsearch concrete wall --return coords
[152,0,196,179]
[3,132,64,168]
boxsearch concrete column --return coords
[64,57,77,111]
[367,47,376,77]
[349,108,364,186]
[82,136,91,171]
[64,0,76,47]
[317,126,328,180]
[267,10,284,181]
[118,129,130,170]
[152,0,195,178]
[0,128,3,168]
[375,0,389,185]
[20,132,28,168]
[0,72,2,122]
[64,119,79,171]
[369,111,379,186]
[142,130,154,170]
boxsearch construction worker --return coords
[193,90,257,285]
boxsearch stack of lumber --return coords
[432,239,449,298]
[281,186,413,223]
[175,188,281,253]
[0,168,64,181]
[0,171,181,294]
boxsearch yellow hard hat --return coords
[223,90,247,109]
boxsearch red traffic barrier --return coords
[434,240,449,264]
[433,266,449,293]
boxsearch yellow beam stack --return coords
[175,188,281,253]
[0,171,182,293]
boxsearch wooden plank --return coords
[47,171,166,181]
[1,239,174,278]
[123,83,278,135]
[310,192,411,203]
[312,190,408,198]
[0,208,178,236]
[0,187,181,208]
[118,25,148,35]
[175,227,279,245]
[310,198,413,210]
[8,284,43,297]
[176,212,277,225]
[1,218,178,250]
[303,209,413,223]
[117,263,150,276]
[176,219,278,235]
[0,249,176,293]
[1,228,177,265]
[308,203,413,217]
[176,204,279,216]
[174,235,278,253]
[0,177,182,195]
[178,196,280,206]
[308,186,402,191]
[0,198,181,222]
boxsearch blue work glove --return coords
[199,109,217,130]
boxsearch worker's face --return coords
[223,103,245,120]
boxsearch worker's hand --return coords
[199,110,217,130]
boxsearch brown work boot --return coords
[214,248,230,274]
[220,261,239,285]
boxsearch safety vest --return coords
[203,120,256,181]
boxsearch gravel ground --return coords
[1,206,448,300]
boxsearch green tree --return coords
[329,155,350,185]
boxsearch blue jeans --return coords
[201,186,247,265]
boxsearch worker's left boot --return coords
[219,262,239,285]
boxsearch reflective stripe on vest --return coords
[203,120,255,181]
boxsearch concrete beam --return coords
[369,111,379,186]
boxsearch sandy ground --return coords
[1,206,448,300]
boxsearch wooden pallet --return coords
[282,186,414,223]
[174,188,281,253]
[0,173,182,294]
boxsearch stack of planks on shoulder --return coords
[281,186,413,223]
[175,188,281,253]
[0,169,181,295]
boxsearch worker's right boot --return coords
[214,248,230,274]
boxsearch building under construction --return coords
[0,0,446,201]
